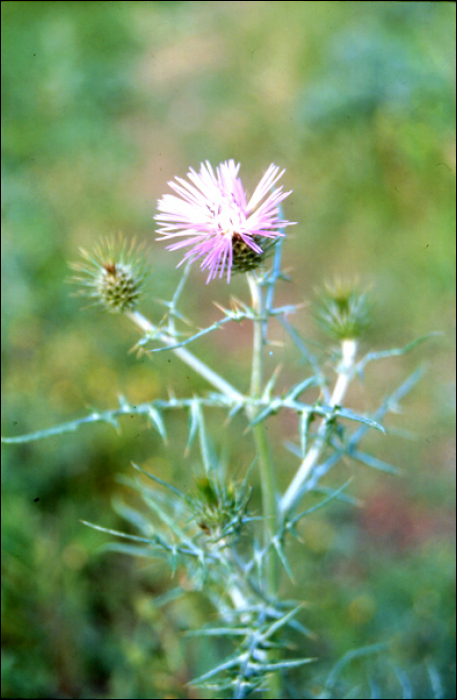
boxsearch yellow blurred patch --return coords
[300,519,335,553]
[62,542,88,570]
[348,594,376,625]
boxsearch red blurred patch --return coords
[359,488,455,552]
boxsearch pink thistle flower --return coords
[155,160,295,283]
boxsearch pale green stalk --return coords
[245,272,282,700]
[280,338,358,515]
[246,273,279,594]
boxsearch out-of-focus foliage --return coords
[1,2,455,698]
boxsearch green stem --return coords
[248,274,264,401]
[246,274,279,594]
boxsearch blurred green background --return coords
[1,2,455,698]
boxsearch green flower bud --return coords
[314,278,371,341]
[187,475,251,538]
[70,236,148,313]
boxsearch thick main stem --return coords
[280,338,358,515]
[246,273,282,700]
[246,274,278,593]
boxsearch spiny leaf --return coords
[99,543,163,559]
[312,484,360,506]
[278,316,323,377]
[185,398,200,455]
[255,657,315,671]
[323,642,388,696]
[188,399,212,472]
[426,661,444,700]
[150,587,186,608]
[184,627,250,637]
[141,493,193,545]
[285,377,321,402]
[283,399,385,432]
[80,520,154,544]
[261,363,283,402]
[111,498,156,537]
[2,395,238,445]
[117,394,131,410]
[187,652,245,685]
[228,401,245,419]
[392,665,413,699]
[287,479,354,529]
[248,401,281,426]
[147,406,167,442]
[1,411,119,444]
[351,449,400,474]
[258,605,305,643]
[345,367,426,451]
[130,462,184,498]
[272,537,295,583]
[357,333,440,377]
[147,315,234,352]
[332,406,385,432]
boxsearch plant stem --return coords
[280,338,358,515]
[126,310,244,403]
[246,274,279,593]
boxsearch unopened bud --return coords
[70,236,148,313]
[187,475,250,537]
[314,278,371,341]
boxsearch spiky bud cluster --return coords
[314,279,371,341]
[70,237,148,313]
[187,475,251,538]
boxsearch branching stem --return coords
[280,338,358,515]
[126,310,244,403]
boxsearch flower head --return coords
[155,160,295,282]
[69,236,149,313]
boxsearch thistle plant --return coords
[3,161,438,699]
